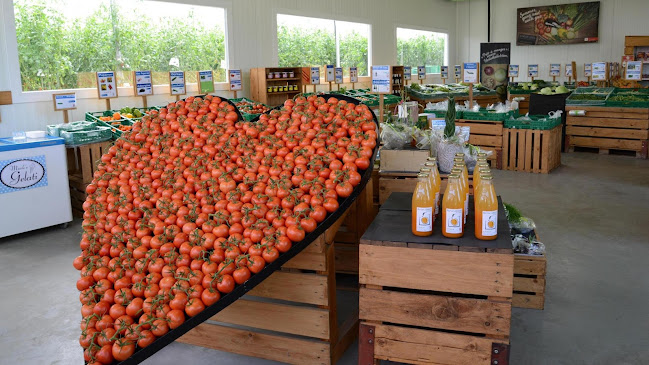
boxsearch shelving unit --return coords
[250,67,304,106]
[391,65,404,96]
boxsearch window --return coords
[277,14,370,77]
[396,27,447,74]
[13,0,227,92]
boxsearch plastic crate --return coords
[462,108,517,121]
[96,119,134,139]
[505,115,561,130]
[47,121,96,137]
[565,87,614,106]
[60,126,113,145]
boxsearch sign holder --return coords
[508,65,519,83]
[334,67,343,91]
[528,64,539,82]
[592,62,609,87]
[197,70,215,95]
[170,71,186,102]
[96,71,118,110]
[584,63,592,83]
[403,66,411,86]
[371,65,392,125]
[325,65,334,91]
[229,69,242,99]
[454,65,461,83]
[440,66,448,85]
[624,60,642,81]
[52,92,76,123]
[565,61,576,84]
[550,63,561,83]
[463,62,479,109]
[133,70,153,108]
[417,66,426,85]
[349,67,358,89]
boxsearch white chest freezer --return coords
[0,136,72,238]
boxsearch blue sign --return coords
[135,70,153,96]
[0,155,48,194]
[463,62,478,83]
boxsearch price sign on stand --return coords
[625,61,642,80]
[440,66,449,84]
[565,64,573,77]
[198,70,214,94]
[349,67,358,87]
[463,62,479,108]
[371,65,392,124]
[52,92,76,123]
[325,65,334,90]
[592,62,607,81]
[417,66,426,83]
[528,64,539,80]
[169,71,186,98]
[134,70,153,107]
[565,61,576,83]
[550,63,561,81]
[508,65,519,82]
[403,66,412,84]
[334,67,343,90]
[96,71,117,110]
[584,63,593,82]
[229,69,242,98]
[454,65,461,82]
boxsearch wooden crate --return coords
[502,126,562,173]
[513,253,547,310]
[378,171,473,205]
[178,214,358,365]
[66,141,112,218]
[509,93,530,115]
[565,106,649,159]
[378,148,430,173]
[457,119,503,169]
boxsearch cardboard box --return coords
[379,148,430,173]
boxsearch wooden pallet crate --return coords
[66,141,112,217]
[565,106,649,159]
[502,126,562,173]
[457,118,503,169]
[178,214,358,365]
[378,171,473,205]
[513,253,547,310]
[509,93,530,115]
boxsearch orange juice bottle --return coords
[412,173,434,236]
[474,175,498,240]
[453,161,470,223]
[473,163,491,193]
[451,167,468,225]
[442,174,464,238]
[424,159,441,217]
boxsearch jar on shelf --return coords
[272,86,278,92]
[274,72,281,78]
[267,86,272,92]
[283,85,288,92]
[282,71,288,78]
[268,72,273,79]
[289,71,295,78]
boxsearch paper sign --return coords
[565,64,573,77]
[463,63,478,83]
[440,66,449,78]
[310,67,320,84]
[229,69,242,91]
[508,65,519,77]
[334,67,343,84]
[0,155,48,194]
[170,71,186,95]
[52,93,76,110]
[97,71,117,98]
[349,67,358,83]
[584,63,592,77]
[528,64,539,77]
[134,70,153,96]
[371,65,391,94]
[625,61,642,80]
[550,64,561,77]
[198,70,214,93]
[454,65,461,78]
[403,66,412,80]
[325,65,334,82]
[592,62,607,81]
[417,66,426,80]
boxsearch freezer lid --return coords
[0,136,64,152]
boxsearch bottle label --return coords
[416,207,433,232]
[434,192,440,215]
[482,210,498,236]
[445,208,463,234]
[464,193,469,223]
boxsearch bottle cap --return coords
[455,153,465,157]
[420,167,431,172]
[477,152,487,157]
[454,161,466,166]
[418,173,429,178]
[448,173,460,178]
[480,174,493,180]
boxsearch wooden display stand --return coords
[508,93,530,115]
[513,253,547,310]
[66,141,113,217]
[502,125,562,173]
[250,67,303,106]
[409,94,500,109]
[565,106,649,159]
[178,213,358,365]
[391,66,404,96]
[358,193,513,365]
[457,118,504,169]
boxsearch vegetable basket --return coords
[60,126,113,145]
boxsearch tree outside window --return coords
[396,27,447,74]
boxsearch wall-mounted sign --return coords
[334,67,343,84]
[516,2,600,46]
[508,65,519,77]
[325,65,334,82]
[0,156,48,194]
[625,61,641,80]
[403,66,412,80]
[198,70,214,94]
[134,70,153,96]
[550,64,561,77]
[463,62,479,83]
[591,62,607,80]
[229,69,242,91]
[96,71,117,98]
[417,66,426,80]
[349,67,358,83]
[440,66,449,78]
[169,71,186,95]
[528,64,539,77]
[480,42,511,89]
[584,63,592,77]
[52,93,76,111]
[371,65,391,94]
[454,65,461,78]
[565,64,573,77]
[310,67,320,84]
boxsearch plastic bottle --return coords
[423,160,441,217]
[442,174,464,238]
[412,173,434,236]
[474,174,498,240]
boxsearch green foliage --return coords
[339,31,369,76]
[397,34,445,72]
[444,97,456,139]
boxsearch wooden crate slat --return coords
[566,105,649,115]
[470,134,503,147]
[359,288,511,336]
[566,125,649,140]
[378,177,417,205]
[569,136,643,150]
[284,250,327,271]
[525,130,534,172]
[334,243,359,274]
[248,271,328,306]
[513,276,546,294]
[177,323,330,365]
[566,117,649,129]
[513,293,545,310]
[456,122,503,135]
[514,255,547,275]
[359,245,514,297]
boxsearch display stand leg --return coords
[552,76,556,83]
[63,110,69,124]
[105,99,111,111]
[142,96,148,108]
[176,95,180,102]
[441,78,446,85]
[379,94,385,124]
[352,82,355,89]
[313,85,316,93]
[468,83,474,109]
[337,84,340,91]
[329,82,332,91]
[531,77,535,83]
[233,91,238,99]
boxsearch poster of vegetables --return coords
[480,43,510,90]
[516,2,600,46]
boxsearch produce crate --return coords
[504,115,562,130]
[379,147,430,173]
[423,109,464,119]
[66,141,113,217]
[565,106,649,159]
[231,97,270,121]
[47,121,96,137]
[565,87,614,106]
[462,108,518,121]
[457,118,504,169]
[178,213,359,365]
[509,93,530,115]
[96,119,133,139]
[85,107,157,123]
[60,126,112,146]
[513,253,547,310]
[502,125,562,173]
[605,90,649,108]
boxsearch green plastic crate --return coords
[565,87,614,106]
[96,119,134,139]
[60,126,113,146]
[47,121,96,137]
[231,97,270,121]
[462,108,517,121]
[505,115,561,130]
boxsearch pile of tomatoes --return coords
[235,99,270,115]
[74,94,377,364]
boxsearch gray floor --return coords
[1,152,648,365]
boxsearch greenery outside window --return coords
[396,27,447,75]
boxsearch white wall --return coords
[0,0,457,135]
[457,0,649,82]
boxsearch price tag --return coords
[96,71,117,98]
[349,67,358,83]
[334,67,343,84]
[325,65,334,82]
[134,70,153,96]
[454,65,461,78]
[52,92,76,111]
[403,66,412,80]
[625,61,642,80]
[528,64,539,77]
[550,64,561,77]
[170,71,186,95]
[371,65,391,94]
[417,66,426,80]
[584,63,592,77]
[440,66,449,78]
[592,62,607,81]
[463,62,478,83]
[310,67,320,84]
[508,65,519,77]
[565,64,573,77]
[229,69,242,91]
[198,70,214,93]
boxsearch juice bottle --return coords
[453,161,470,223]
[424,160,441,217]
[450,167,468,226]
[412,173,434,236]
[473,163,491,192]
[474,175,498,240]
[442,174,464,238]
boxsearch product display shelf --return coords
[358,192,513,365]
[457,118,504,169]
[409,93,500,110]
[391,65,405,96]
[66,140,113,217]
[565,105,649,159]
[502,125,562,173]
[513,253,547,310]
[250,67,303,106]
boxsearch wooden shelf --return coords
[268,90,301,95]
[267,78,300,81]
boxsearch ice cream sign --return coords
[0,156,48,194]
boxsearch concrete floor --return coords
[1,152,648,365]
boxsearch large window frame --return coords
[395,25,449,75]
[1,0,233,104]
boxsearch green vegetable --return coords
[444,97,456,139]
[503,203,523,224]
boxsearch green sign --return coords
[198,70,214,94]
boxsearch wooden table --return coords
[358,192,514,365]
